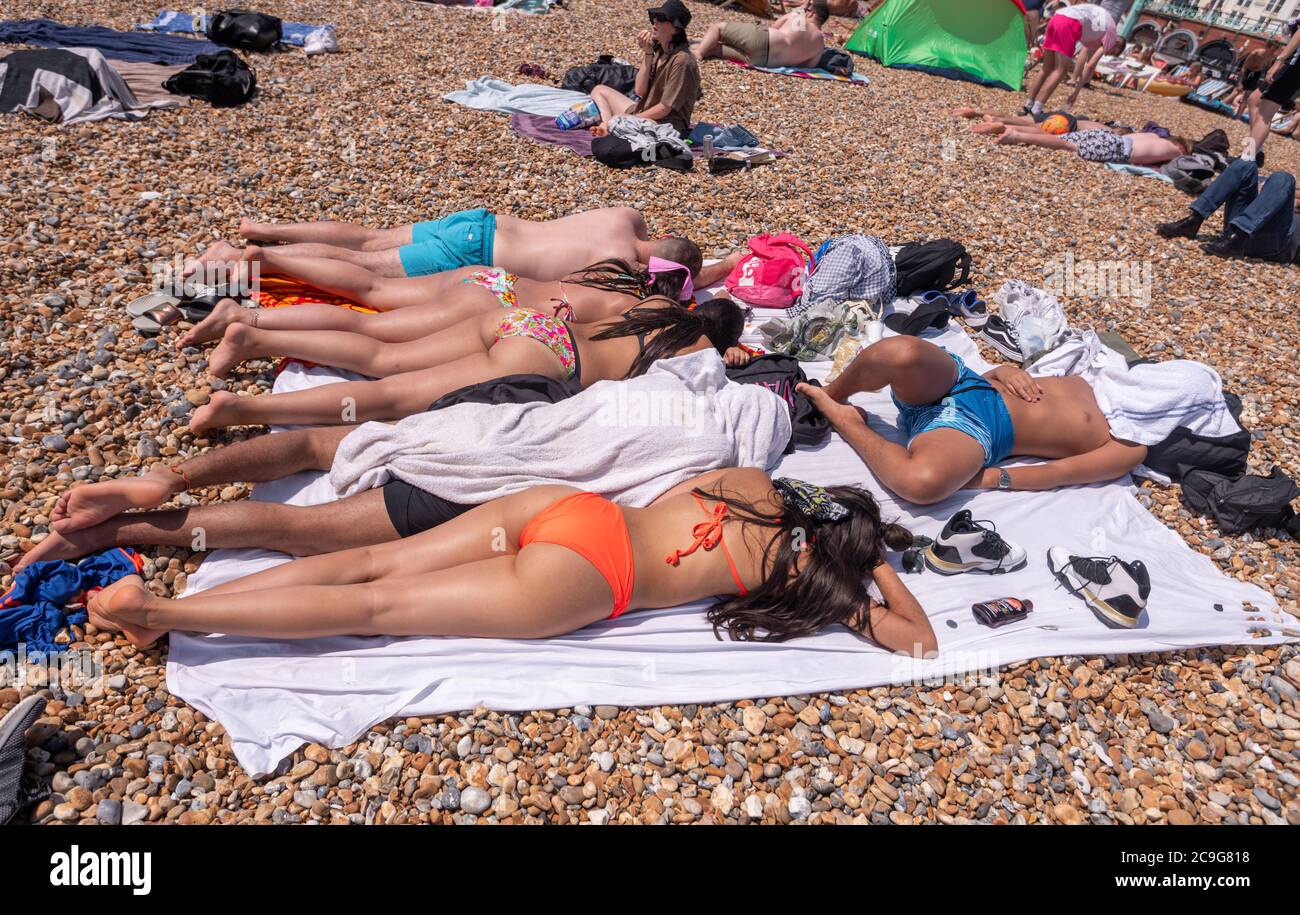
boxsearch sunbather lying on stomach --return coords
[988,125,1189,166]
[84,468,936,657]
[186,206,732,287]
[799,336,1148,505]
[185,297,744,433]
[177,244,744,348]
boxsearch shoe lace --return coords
[1067,555,1120,587]
[967,516,1012,565]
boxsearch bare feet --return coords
[183,240,243,280]
[993,132,1019,146]
[14,526,107,571]
[49,472,178,534]
[88,575,166,649]
[207,323,258,379]
[239,217,278,243]
[188,390,240,436]
[971,117,1008,136]
[797,382,868,429]
[178,297,253,348]
[951,107,980,119]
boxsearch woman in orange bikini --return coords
[188,297,743,434]
[87,468,937,656]
[178,240,704,349]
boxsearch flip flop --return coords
[125,290,180,317]
[0,694,48,825]
[131,300,187,335]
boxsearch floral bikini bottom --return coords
[462,267,520,309]
[493,307,578,380]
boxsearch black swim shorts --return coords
[382,479,474,538]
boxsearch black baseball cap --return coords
[648,0,691,28]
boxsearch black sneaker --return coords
[979,314,1023,362]
[925,510,1028,575]
[1047,547,1151,629]
[0,695,48,825]
[1156,213,1203,239]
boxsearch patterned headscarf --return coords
[773,478,850,523]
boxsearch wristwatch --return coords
[997,468,1012,491]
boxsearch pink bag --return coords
[724,233,814,309]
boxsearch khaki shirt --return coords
[631,44,701,137]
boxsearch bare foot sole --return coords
[206,328,255,380]
[183,241,244,279]
[239,217,278,242]
[178,298,251,348]
[188,390,239,436]
[13,527,105,571]
[50,474,176,534]
[89,575,166,649]
[971,119,1007,136]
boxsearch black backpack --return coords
[206,9,283,52]
[1180,465,1299,535]
[893,239,972,297]
[725,354,831,453]
[817,49,854,78]
[1143,391,1250,481]
[561,56,638,95]
[163,50,257,107]
[592,135,693,172]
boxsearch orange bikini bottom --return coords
[518,493,635,619]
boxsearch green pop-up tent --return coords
[846,0,1029,92]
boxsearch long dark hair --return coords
[701,484,913,643]
[591,296,744,378]
[566,258,688,302]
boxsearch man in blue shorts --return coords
[796,336,1147,505]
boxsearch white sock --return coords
[1031,101,1045,115]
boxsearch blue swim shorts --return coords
[398,208,496,277]
[892,351,1016,467]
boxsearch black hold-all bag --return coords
[164,50,256,107]
[817,49,854,78]
[1144,391,1250,481]
[206,9,283,52]
[725,353,831,453]
[561,55,638,95]
[427,373,578,412]
[893,239,972,297]
[1180,465,1299,535]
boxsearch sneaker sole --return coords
[959,312,989,329]
[1048,566,1141,629]
[979,332,1023,362]
[924,546,1027,576]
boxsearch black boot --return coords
[1201,229,1250,258]
[1156,212,1203,239]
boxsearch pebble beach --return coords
[2,0,1299,825]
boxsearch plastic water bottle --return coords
[555,100,601,131]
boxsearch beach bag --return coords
[163,50,257,107]
[591,135,692,171]
[428,373,577,412]
[725,354,830,453]
[561,55,638,95]
[817,49,853,77]
[1161,154,1218,196]
[206,9,283,52]
[725,233,814,308]
[893,239,972,297]
[1180,465,1298,535]
[1192,128,1230,168]
[1144,391,1250,481]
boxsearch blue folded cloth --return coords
[0,549,142,653]
[0,18,219,64]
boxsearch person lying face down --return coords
[181,296,748,434]
[798,336,1149,505]
[985,123,1189,167]
[189,206,738,288]
[694,1,830,70]
[85,468,938,658]
[19,346,793,570]
[589,0,702,138]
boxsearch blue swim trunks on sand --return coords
[398,208,496,277]
[892,351,1016,466]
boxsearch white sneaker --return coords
[1047,547,1151,629]
[924,510,1028,575]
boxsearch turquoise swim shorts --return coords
[397,208,496,277]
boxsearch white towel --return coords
[443,76,591,117]
[1030,331,1242,446]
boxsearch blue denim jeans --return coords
[1191,159,1297,258]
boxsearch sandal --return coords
[125,290,181,317]
[131,300,187,335]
